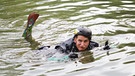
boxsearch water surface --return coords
[0,0,135,76]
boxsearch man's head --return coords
[73,27,92,51]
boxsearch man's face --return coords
[74,35,90,51]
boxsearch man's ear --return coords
[74,37,77,43]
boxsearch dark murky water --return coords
[0,0,135,76]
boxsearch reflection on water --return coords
[0,0,135,76]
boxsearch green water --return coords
[0,0,135,76]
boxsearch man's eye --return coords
[78,40,82,42]
[84,40,88,43]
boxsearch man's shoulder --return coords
[90,41,99,47]
[55,37,74,49]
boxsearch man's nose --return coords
[80,42,85,46]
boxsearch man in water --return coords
[22,12,99,60]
